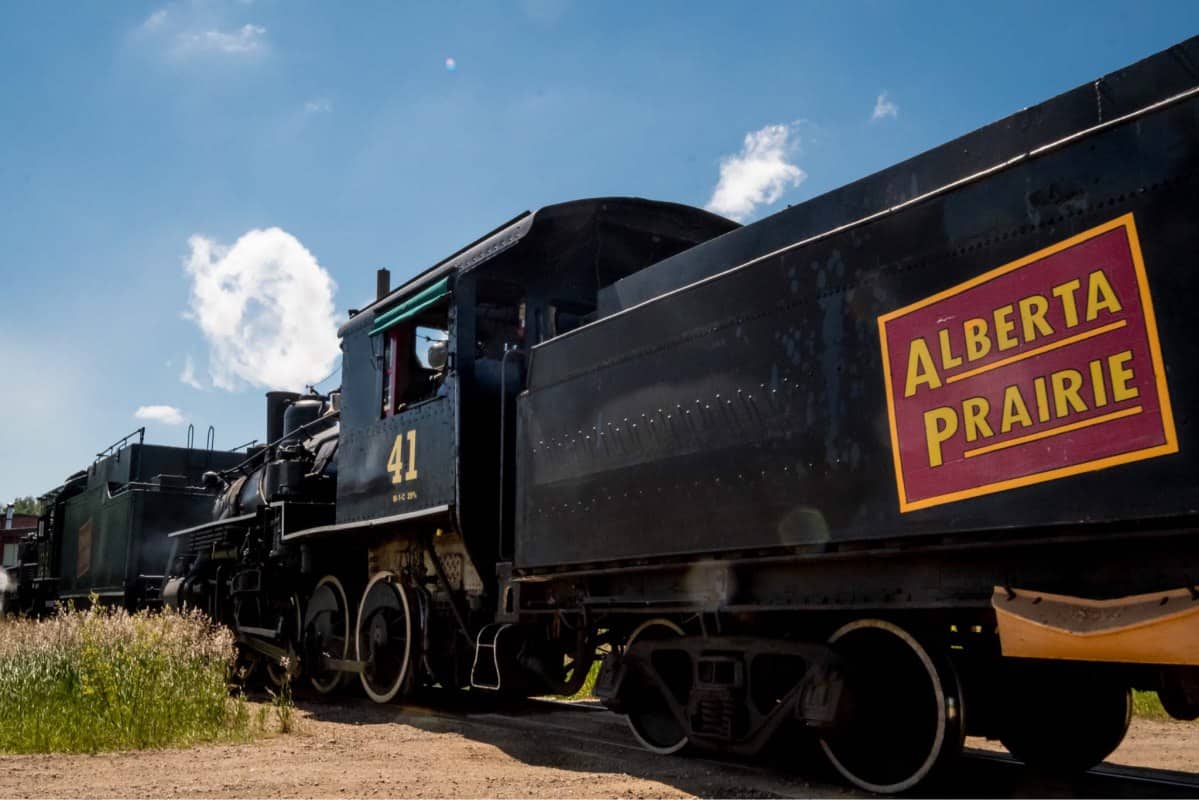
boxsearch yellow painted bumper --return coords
[992,585,1199,666]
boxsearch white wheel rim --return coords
[355,571,413,704]
[819,618,952,794]
[308,576,349,695]
[624,618,688,755]
[266,593,302,688]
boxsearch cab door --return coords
[336,292,456,525]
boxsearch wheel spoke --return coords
[624,618,689,755]
[356,572,415,703]
[304,576,350,695]
[819,619,963,794]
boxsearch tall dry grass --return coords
[0,603,247,752]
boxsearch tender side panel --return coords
[56,488,224,599]
[516,92,1199,569]
[59,487,133,597]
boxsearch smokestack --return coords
[4,506,13,530]
[377,268,391,301]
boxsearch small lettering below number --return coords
[387,430,419,484]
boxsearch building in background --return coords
[2,505,37,569]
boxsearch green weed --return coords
[268,658,297,734]
[1132,689,1170,721]
[0,604,250,753]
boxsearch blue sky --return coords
[2,1,1197,500]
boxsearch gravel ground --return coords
[0,697,1194,799]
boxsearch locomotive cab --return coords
[337,199,737,558]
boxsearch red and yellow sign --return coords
[879,214,1177,512]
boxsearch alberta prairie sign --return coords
[879,214,1177,512]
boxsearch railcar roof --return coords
[338,196,735,339]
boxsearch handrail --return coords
[96,427,145,460]
[497,345,526,561]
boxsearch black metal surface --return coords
[336,397,457,524]
[515,52,1199,573]
[335,197,738,571]
[46,443,243,605]
[514,525,1199,615]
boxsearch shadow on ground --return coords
[292,688,1197,799]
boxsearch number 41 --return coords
[388,430,418,484]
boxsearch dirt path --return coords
[1,698,1194,798]
[0,699,847,799]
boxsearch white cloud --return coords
[180,355,204,390]
[141,8,168,32]
[135,405,187,426]
[304,98,332,114]
[174,24,266,56]
[705,123,806,222]
[183,228,340,392]
[871,92,899,122]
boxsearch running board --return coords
[993,584,1199,665]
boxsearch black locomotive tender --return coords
[7,428,243,614]
[14,37,1199,793]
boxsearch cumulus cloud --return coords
[304,98,332,114]
[180,355,204,390]
[183,228,340,392]
[174,23,266,56]
[871,92,899,122]
[705,123,806,222]
[135,405,187,425]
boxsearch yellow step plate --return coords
[992,585,1199,665]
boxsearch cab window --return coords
[379,305,450,417]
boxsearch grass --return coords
[0,603,284,753]
[1133,689,1171,721]
[570,660,602,700]
[550,660,602,702]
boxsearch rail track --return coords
[956,750,1199,799]
[303,692,1199,798]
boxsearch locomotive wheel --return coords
[624,618,689,755]
[304,576,351,694]
[998,671,1131,773]
[264,593,302,689]
[231,592,299,690]
[356,572,415,704]
[819,619,964,794]
[1158,668,1199,721]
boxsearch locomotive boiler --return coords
[154,36,1199,793]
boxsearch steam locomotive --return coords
[15,36,1199,793]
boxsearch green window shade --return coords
[368,277,450,336]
